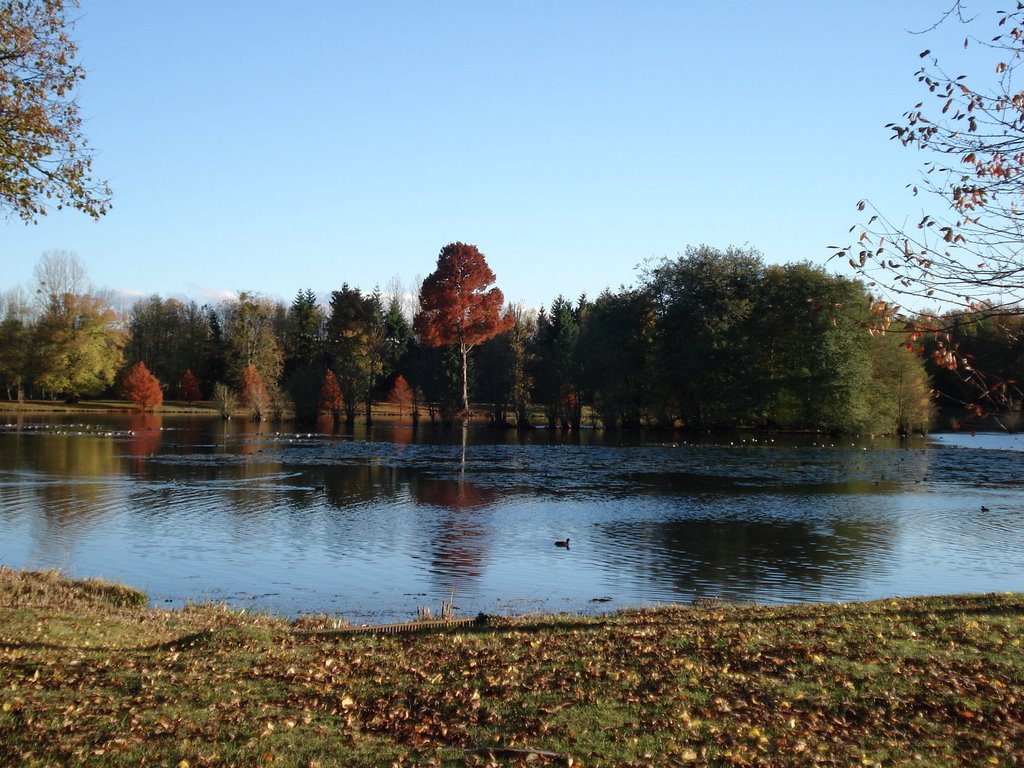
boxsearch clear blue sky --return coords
[2,1,1002,309]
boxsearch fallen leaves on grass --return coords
[1,571,1022,766]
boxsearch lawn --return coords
[1,567,1021,767]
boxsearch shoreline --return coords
[0,398,969,434]
[1,566,1021,767]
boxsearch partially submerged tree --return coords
[414,242,513,417]
[319,369,343,422]
[238,364,267,421]
[121,361,163,411]
[0,0,111,221]
[213,381,237,419]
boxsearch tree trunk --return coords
[460,342,469,417]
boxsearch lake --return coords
[1,413,1022,623]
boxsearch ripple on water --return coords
[2,420,1023,621]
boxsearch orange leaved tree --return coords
[414,242,513,416]
[239,364,267,421]
[319,369,343,421]
[122,361,163,411]
[388,373,414,418]
[179,369,201,402]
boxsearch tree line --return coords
[0,244,980,434]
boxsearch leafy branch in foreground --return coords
[833,3,1024,421]
[835,4,1024,313]
[0,0,111,221]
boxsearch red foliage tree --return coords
[121,361,163,411]
[239,364,267,420]
[413,242,514,415]
[319,369,343,416]
[179,369,201,402]
[388,374,414,418]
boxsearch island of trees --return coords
[6,242,1011,436]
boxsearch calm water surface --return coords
[1,413,1022,623]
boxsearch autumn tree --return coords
[30,253,124,400]
[387,373,413,419]
[213,381,237,419]
[238,364,267,421]
[0,0,111,221]
[121,361,163,411]
[413,242,514,417]
[179,369,201,402]
[319,369,343,421]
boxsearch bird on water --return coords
[554,538,570,548]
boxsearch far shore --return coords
[0,397,1010,434]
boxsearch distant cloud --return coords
[186,283,238,304]
[112,288,147,301]
[106,288,147,311]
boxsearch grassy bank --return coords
[1,568,1021,767]
[0,399,497,425]
[0,399,218,416]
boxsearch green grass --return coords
[1,567,1022,766]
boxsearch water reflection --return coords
[595,505,893,604]
[1,414,1022,621]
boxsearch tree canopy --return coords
[414,242,513,414]
[0,248,945,434]
[0,0,110,221]
[121,361,162,411]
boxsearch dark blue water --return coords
[1,413,1022,623]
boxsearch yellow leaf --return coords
[341,695,355,709]
[178,762,190,768]
[681,749,698,761]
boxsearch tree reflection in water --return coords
[2,415,1022,620]
[594,511,892,604]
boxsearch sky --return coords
[1,1,1008,310]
